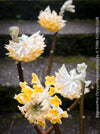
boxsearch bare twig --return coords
[16,61,24,82]
[53,123,62,134]
[46,32,58,75]
[79,82,85,134]
[67,98,80,114]
[34,125,43,134]
[46,126,54,134]
[46,32,62,134]
[34,125,53,134]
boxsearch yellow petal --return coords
[50,95,61,107]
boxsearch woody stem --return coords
[46,32,58,75]
[16,61,24,82]
[67,98,80,113]
[46,31,62,134]
[53,123,62,134]
[46,126,54,134]
[79,82,85,134]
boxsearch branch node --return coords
[82,116,85,119]
[17,76,19,79]
[67,108,70,111]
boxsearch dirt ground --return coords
[0,56,96,87]
[0,110,99,134]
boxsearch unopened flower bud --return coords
[59,0,75,16]
[9,26,19,39]
[77,63,87,73]
[77,63,87,79]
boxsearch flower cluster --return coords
[5,31,46,62]
[14,73,68,128]
[59,0,75,16]
[55,64,91,100]
[38,6,66,32]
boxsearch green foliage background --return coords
[0,0,99,21]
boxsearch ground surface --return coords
[0,20,95,35]
[0,56,96,87]
[0,110,99,134]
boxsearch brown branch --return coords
[46,126,54,134]
[34,125,43,134]
[79,82,85,134]
[67,98,80,114]
[46,32,58,75]
[16,61,24,82]
[34,125,53,134]
[53,123,62,134]
[46,31,62,134]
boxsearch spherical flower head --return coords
[5,31,46,62]
[55,64,91,100]
[38,6,66,32]
[14,73,68,128]
[59,0,75,16]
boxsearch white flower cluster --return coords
[59,0,75,16]
[5,31,46,62]
[55,63,91,100]
[38,6,66,32]
[15,74,68,128]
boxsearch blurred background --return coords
[0,0,100,134]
